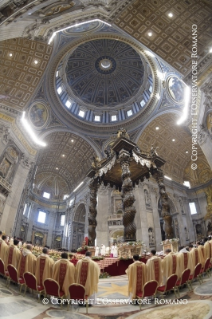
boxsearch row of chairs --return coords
[136,259,211,309]
[0,258,89,312]
[0,258,211,312]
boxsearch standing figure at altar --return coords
[106,246,110,255]
[75,251,100,299]
[100,244,106,256]
[146,249,162,285]
[111,244,115,257]
[52,252,75,296]
[95,246,100,257]
[113,244,118,258]
[126,255,147,299]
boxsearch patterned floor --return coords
[0,274,212,319]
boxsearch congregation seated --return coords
[0,234,8,265]
[146,249,162,286]
[18,244,37,278]
[52,252,75,296]
[5,239,21,269]
[126,254,146,299]
[35,248,54,286]
[75,251,100,298]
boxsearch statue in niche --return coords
[0,158,11,178]
[148,227,155,246]
[7,147,18,160]
[195,224,202,235]
[144,189,151,208]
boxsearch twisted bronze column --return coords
[119,149,136,241]
[154,168,174,239]
[88,178,98,246]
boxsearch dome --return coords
[54,38,155,126]
[65,39,144,107]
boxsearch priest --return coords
[177,246,194,275]
[126,255,146,299]
[146,249,162,286]
[18,244,37,277]
[35,247,54,286]
[75,251,100,299]
[52,252,75,296]
[5,239,21,269]
[0,235,9,265]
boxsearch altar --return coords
[118,243,142,258]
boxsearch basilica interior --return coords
[0,0,212,318]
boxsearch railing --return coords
[108,214,123,220]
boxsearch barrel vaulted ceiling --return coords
[0,0,212,199]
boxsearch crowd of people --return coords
[0,231,100,299]
[126,237,212,299]
[0,230,212,301]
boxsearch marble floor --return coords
[0,273,212,319]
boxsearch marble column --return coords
[150,185,162,251]
[96,185,111,246]
[134,184,149,246]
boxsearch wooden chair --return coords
[7,264,25,293]
[136,280,158,310]
[24,272,44,301]
[157,274,178,299]
[44,279,65,307]
[68,283,88,313]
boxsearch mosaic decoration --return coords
[167,76,186,103]
[65,39,144,107]
[29,102,48,128]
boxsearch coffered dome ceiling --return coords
[65,39,144,107]
[54,37,155,127]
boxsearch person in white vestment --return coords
[106,246,110,255]
[113,244,118,258]
[111,245,115,257]
[95,246,99,257]
[100,244,106,256]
